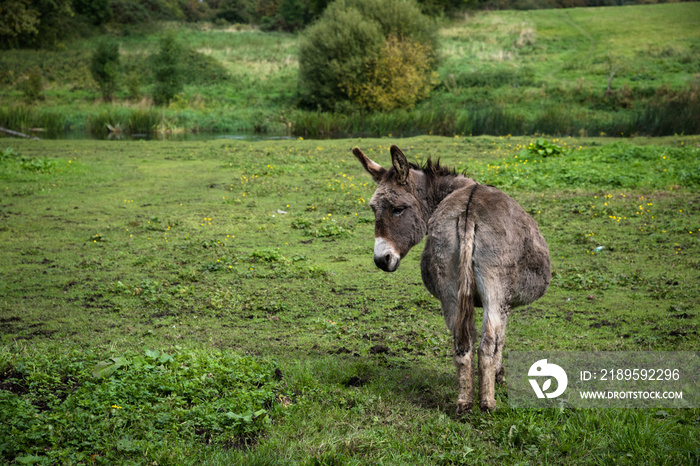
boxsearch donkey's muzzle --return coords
[373,237,400,272]
[374,253,400,272]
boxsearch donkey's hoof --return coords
[455,401,473,416]
[479,400,496,412]
[496,367,506,385]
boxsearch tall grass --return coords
[0,105,67,138]
[1,95,686,141]
[5,96,695,140]
[85,108,175,138]
[290,86,700,138]
[634,84,700,136]
[85,107,163,138]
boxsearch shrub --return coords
[298,3,382,110]
[152,31,183,106]
[18,68,44,103]
[90,39,120,101]
[346,35,437,111]
[298,0,438,111]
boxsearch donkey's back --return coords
[421,183,550,315]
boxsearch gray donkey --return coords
[353,145,551,413]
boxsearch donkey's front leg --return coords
[478,305,508,411]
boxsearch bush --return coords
[90,39,120,101]
[298,0,438,111]
[346,35,438,111]
[18,68,44,103]
[152,31,183,106]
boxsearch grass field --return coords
[1,3,699,137]
[1,135,699,464]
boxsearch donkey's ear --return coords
[352,147,386,183]
[390,145,410,185]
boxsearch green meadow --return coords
[1,135,698,464]
[1,2,699,138]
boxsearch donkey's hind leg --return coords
[453,306,477,416]
[476,275,509,411]
[439,291,477,415]
[495,313,508,385]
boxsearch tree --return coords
[73,0,112,25]
[0,0,73,49]
[0,0,40,41]
[298,0,438,111]
[215,0,255,23]
[152,31,183,106]
[90,39,120,101]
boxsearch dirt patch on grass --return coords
[0,369,29,395]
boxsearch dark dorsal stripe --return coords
[464,183,479,222]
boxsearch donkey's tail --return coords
[456,184,479,345]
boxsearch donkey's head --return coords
[353,145,429,272]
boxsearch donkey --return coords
[353,145,551,413]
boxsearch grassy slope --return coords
[1,3,699,136]
[1,135,699,463]
[434,4,700,132]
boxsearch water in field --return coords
[0,128,418,141]
[2,128,294,142]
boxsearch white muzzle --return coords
[373,237,400,272]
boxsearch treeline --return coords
[2,0,456,49]
[1,0,312,49]
[3,0,693,50]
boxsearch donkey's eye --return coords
[391,207,405,217]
